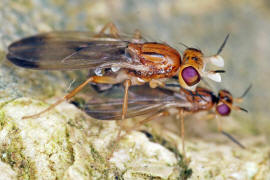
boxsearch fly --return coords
[76,84,251,158]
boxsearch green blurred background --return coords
[0,0,269,142]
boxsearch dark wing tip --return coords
[6,35,45,69]
[6,53,39,69]
[8,35,46,52]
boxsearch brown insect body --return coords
[181,87,216,113]
[80,85,238,120]
[127,43,181,80]
[180,86,238,117]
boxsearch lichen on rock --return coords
[0,98,187,179]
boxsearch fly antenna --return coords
[178,42,190,49]
[205,34,229,67]
[221,130,246,149]
[216,33,230,55]
[239,84,252,99]
[234,84,252,103]
[238,106,248,113]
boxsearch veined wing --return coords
[75,85,190,120]
[7,31,135,70]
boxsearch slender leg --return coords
[216,115,222,132]
[132,29,144,43]
[179,109,186,158]
[22,76,120,119]
[107,79,131,160]
[133,29,142,39]
[128,111,169,132]
[96,22,120,38]
[121,79,131,120]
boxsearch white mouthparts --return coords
[207,73,221,82]
[208,55,224,67]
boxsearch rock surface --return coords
[0,98,186,179]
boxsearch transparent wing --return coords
[7,31,133,70]
[75,85,190,120]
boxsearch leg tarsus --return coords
[96,22,120,38]
[22,98,65,119]
[22,77,94,119]
[107,79,131,160]
[133,29,142,39]
[179,109,186,158]
[22,75,120,119]
[128,111,168,132]
[216,115,222,132]
[132,29,144,43]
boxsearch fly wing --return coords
[85,98,165,120]
[7,31,132,70]
[75,85,190,120]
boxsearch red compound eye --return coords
[216,103,231,116]
[181,66,200,86]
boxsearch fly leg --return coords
[128,111,169,132]
[22,76,120,119]
[121,79,131,120]
[133,29,142,39]
[95,22,120,38]
[132,29,144,43]
[107,79,131,160]
[179,109,186,158]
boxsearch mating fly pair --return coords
[7,23,228,122]
[6,23,232,158]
